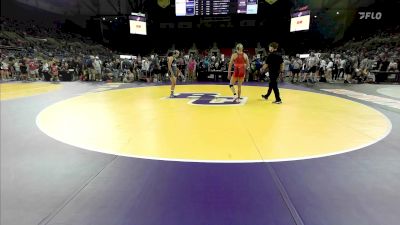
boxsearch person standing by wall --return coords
[291,55,302,83]
[188,56,197,82]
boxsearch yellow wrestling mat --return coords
[36,85,391,162]
[0,82,62,100]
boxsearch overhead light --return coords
[131,12,145,16]
[102,17,106,20]
[336,11,340,15]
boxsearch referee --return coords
[261,42,283,104]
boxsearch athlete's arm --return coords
[245,54,250,70]
[228,54,236,79]
[261,63,268,72]
[167,57,173,75]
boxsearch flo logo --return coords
[166,93,248,106]
[359,12,382,20]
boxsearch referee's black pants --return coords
[266,75,281,101]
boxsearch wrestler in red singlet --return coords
[228,43,249,103]
[233,53,246,78]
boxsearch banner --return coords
[158,0,170,8]
[265,0,277,5]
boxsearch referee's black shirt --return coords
[265,52,283,77]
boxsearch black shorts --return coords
[319,68,325,75]
[168,71,177,77]
[178,65,185,71]
[308,66,317,73]
[345,67,353,74]
[292,69,300,74]
[152,68,160,74]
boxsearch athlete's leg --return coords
[229,76,238,97]
[237,77,244,100]
[170,75,177,97]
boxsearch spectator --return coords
[188,56,197,82]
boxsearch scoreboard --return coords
[129,13,147,35]
[176,0,258,16]
[290,10,310,32]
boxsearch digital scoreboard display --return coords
[129,13,147,35]
[176,0,258,16]
[290,10,310,32]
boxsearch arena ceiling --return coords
[14,0,142,16]
[9,0,384,16]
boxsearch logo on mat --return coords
[166,93,248,106]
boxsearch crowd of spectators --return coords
[1,17,399,85]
